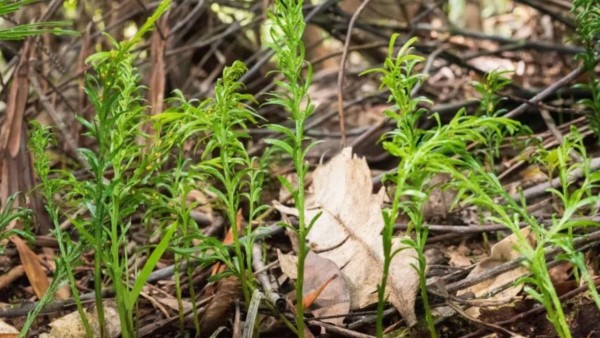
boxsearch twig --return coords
[252,243,284,310]
[504,64,585,119]
[310,319,375,338]
[337,0,373,147]
[513,156,600,201]
[441,229,600,294]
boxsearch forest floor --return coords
[1,0,600,337]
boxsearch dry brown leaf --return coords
[0,41,30,159]
[302,273,338,309]
[278,250,350,326]
[0,40,48,235]
[39,301,121,338]
[10,236,49,299]
[42,248,70,300]
[0,319,18,338]
[199,277,241,336]
[277,249,298,279]
[458,228,534,318]
[549,261,572,285]
[275,147,419,326]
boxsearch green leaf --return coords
[128,222,176,309]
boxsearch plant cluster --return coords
[363,35,520,336]
[446,128,600,338]
[29,2,176,337]
[18,0,600,337]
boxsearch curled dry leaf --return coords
[458,228,534,318]
[275,147,419,325]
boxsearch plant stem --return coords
[222,149,250,305]
[93,177,107,338]
[295,119,307,337]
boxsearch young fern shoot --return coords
[266,0,317,335]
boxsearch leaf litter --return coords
[275,147,420,325]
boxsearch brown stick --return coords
[337,0,374,147]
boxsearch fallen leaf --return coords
[144,15,169,138]
[39,301,121,338]
[302,252,351,326]
[10,236,49,299]
[279,250,351,325]
[0,319,18,338]
[199,277,241,336]
[277,249,298,279]
[302,273,338,309]
[43,248,70,300]
[275,147,419,325]
[458,228,534,318]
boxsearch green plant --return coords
[447,128,600,338]
[0,0,77,40]
[149,147,202,333]
[0,193,32,253]
[25,122,93,338]
[572,0,600,142]
[471,70,514,169]
[195,61,263,305]
[83,23,174,338]
[362,35,521,336]
[472,70,512,118]
[153,61,269,314]
[25,2,175,337]
[265,0,318,335]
